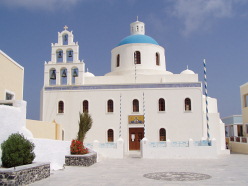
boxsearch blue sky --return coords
[0,0,248,120]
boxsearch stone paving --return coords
[31,153,248,186]
[143,172,211,181]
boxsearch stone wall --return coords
[65,151,97,166]
[0,162,50,185]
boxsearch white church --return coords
[40,20,227,157]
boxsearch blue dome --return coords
[118,34,159,46]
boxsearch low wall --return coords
[31,139,71,170]
[141,138,218,159]
[226,137,248,154]
[0,162,50,185]
[91,138,124,161]
[229,142,248,154]
[65,150,97,166]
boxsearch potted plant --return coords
[65,112,96,166]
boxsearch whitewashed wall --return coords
[92,138,124,161]
[0,100,33,165]
[32,138,71,170]
[0,100,71,170]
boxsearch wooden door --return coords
[129,128,144,150]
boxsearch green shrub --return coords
[1,133,35,168]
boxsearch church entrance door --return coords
[129,128,144,150]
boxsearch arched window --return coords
[159,98,165,111]
[63,34,68,45]
[134,51,141,64]
[159,128,166,141]
[58,101,64,113]
[156,52,160,66]
[244,94,248,107]
[60,68,67,85]
[116,54,120,67]
[108,129,114,142]
[56,49,63,63]
[133,99,139,112]
[83,100,89,113]
[185,98,191,111]
[107,100,114,112]
[49,68,56,85]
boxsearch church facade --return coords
[40,20,226,155]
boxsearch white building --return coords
[222,115,243,137]
[40,21,226,157]
[241,82,248,137]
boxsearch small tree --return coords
[77,112,93,142]
[1,133,35,168]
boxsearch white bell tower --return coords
[43,26,85,86]
[130,17,145,35]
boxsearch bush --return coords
[1,133,35,168]
[70,140,88,155]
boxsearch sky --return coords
[0,0,248,120]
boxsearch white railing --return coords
[91,138,124,160]
[99,142,117,148]
[141,138,217,159]
[148,140,209,148]
[149,142,166,148]
[171,141,189,147]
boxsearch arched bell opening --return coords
[49,68,56,85]
[63,34,68,45]
[60,68,67,85]
[67,49,73,63]
[56,49,63,63]
[71,67,78,85]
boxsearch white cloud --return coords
[0,0,81,11]
[168,0,238,36]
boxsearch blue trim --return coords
[118,35,159,46]
[44,83,201,91]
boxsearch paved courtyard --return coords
[32,153,248,186]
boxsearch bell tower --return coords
[43,26,85,86]
[130,18,145,35]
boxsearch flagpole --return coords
[203,59,210,145]
[119,94,122,138]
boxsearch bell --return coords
[61,69,67,77]
[58,51,62,58]
[68,51,73,57]
[50,70,56,80]
[73,69,78,77]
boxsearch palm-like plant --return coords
[77,112,93,142]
